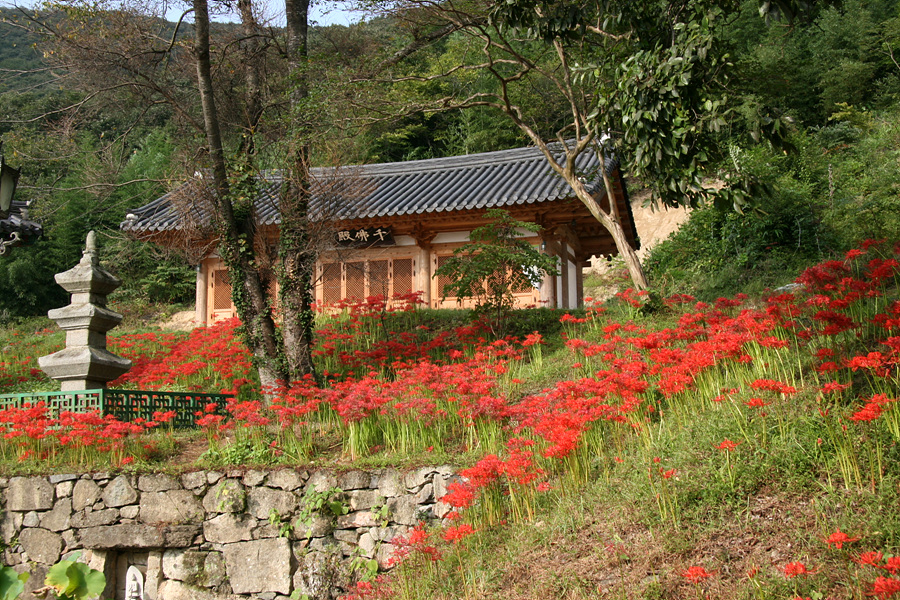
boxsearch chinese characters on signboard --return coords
[335,227,394,247]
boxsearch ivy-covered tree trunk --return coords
[192,0,288,392]
[278,0,317,380]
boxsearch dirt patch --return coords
[493,486,852,600]
[155,310,200,331]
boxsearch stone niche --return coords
[0,467,459,600]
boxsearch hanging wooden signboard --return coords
[334,227,394,247]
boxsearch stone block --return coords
[49,474,78,484]
[162,549,209,585]
[374,470,402,497]
[413,482,434,504]
[56,480,75,498]
[79,523,200,549]
[433,501,453,519]
[0,512,21,545]
[145,551,163,600]
[347,489,384,512]
[293,515,333,540]
[23,511,39,527]
[386,496,419,526]
[306,471,337,494]
[204,551,227,588]
[7,476,54,511]
[222,538,291,595]
[61,529,77,549]
[433,473,449,500]
[181,471,207,491]
[337,470,369,490]
[376,542,397,569]
[336,511,377,529]
[19,528,63,564]
[140,490,204,524]
[267,469,305,491]
[70,508,118,528]
[157,580,241,600]
[202,480,245,514]
[72,479,102,511]
[139,474,180,492]
[358,531,377,558]
[203,513,255,544]
[369,525,400,542]
[120,505,139,519]
[333,528,358,544]
[20,562,50,600]
[40,498,72,532]
[242,470,266,486]
[403,467,434,490]
[247,487,297,520]
[292,550,341,600]
[102,475,138,508]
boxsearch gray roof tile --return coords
[122,143,614,233]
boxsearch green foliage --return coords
[643,101,900,297]
[727,0,900,125]
[434,209,558,334]
[44,555,105,600]
[0,566,28,600]
[295,487,349,538]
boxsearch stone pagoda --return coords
[39,231,131,391]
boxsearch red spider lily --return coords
[826,529,860,549]
[820,381,851,394]
[783,562,815,578]
[750,379,798,395]
[441,524,476,543]
[745,397,770,409]
[870,577,900,600]
[681,565,714,583]
[389,523,441,566]
[716,439,739,452]
[886,557,900,575]
[855,551,885,567]
[522,332,544,347]
[850,395,896,423]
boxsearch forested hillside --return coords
[0,0,899,319]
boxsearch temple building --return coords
[122,144,639,325]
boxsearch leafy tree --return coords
[363,0,792,290]
[435,209,558,335]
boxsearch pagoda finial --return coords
[81,230,98,266]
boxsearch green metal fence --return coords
[0,389,233,429]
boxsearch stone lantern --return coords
[39,231,131,391]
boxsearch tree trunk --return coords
[192,0,289,394]
[279,0,318,380]
[571,177,649,291]
[529,135,650,291]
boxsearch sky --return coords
[1,0,364,27]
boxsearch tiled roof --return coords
[122,143,614,233]
[0,201,43,243]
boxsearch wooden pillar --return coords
[560,240,570,309]
[541,237,561,308]
[417,246,432,305]
[196,261,208,326]
[576,262,585,307]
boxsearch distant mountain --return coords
[0,7,56,94]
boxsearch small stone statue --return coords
[125,565,145,600]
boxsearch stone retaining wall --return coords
[0,467,457,600]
